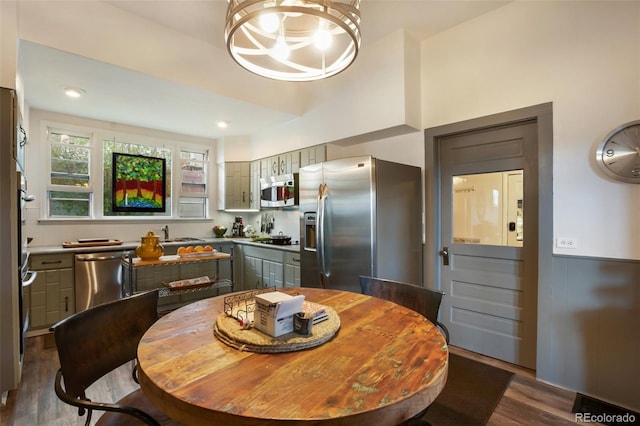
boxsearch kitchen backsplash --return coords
[24,206,301,247]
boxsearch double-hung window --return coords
[178,150,208,218]
[47,129,93,217]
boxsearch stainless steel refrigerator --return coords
[299,156,422,293]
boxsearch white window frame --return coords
[177,148,210,218]
[44,123,96,218]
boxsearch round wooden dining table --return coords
[137,287,448,426]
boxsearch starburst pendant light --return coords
[225,0,361,81]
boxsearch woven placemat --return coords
[213,306,340,353]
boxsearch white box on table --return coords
[254,292,305,337]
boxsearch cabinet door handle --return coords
[42,260,62,265]
[242,191,246,202]
[64,296,69,312]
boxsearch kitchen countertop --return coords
[29,238,300,255]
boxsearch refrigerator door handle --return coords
[317,183,329,288]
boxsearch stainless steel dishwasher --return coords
[75,251,130,312]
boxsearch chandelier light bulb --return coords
[259,12,279,33]
[314,27,332,50]
[272,36,290,60]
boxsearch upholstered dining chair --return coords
[359,275,450,344]
[50,289,179,426]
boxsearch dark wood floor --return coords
[1,335,587,425]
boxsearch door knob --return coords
[440,246,449,266]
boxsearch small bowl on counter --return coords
[213,227,227,238]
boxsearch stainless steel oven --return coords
[18,169,36,356]
[16,102,36,356]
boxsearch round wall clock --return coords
[596,120,640,183]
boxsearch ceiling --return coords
[17,1,509,140]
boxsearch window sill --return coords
[37,217,212,225]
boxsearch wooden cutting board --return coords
[62,240,123,248]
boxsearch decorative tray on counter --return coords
[162,275,217,291]
[63,239,123,248]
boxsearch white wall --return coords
[250,30,423,159]
[421,1,640,261]
[327,131,423,168]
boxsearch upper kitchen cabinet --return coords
[250,160,261,211]
[263,151,300,177]
[223,162,251,211]
[300,145,326,168]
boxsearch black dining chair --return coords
[50,289,180,426]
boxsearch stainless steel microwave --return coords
[260,173,298,208]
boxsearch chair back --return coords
[359,275,449,343]
[51,290,159,399]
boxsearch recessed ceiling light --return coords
[217,121,228,129]
[64,87,86,98]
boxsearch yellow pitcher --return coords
[136,231,164,260]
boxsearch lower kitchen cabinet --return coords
[242,251,284,289]
[262,259,284,288]
[284,252,301,288]
[213,242,234,282]
[29,253,75,330]
[243,254,262,290]
[237,244,300,290]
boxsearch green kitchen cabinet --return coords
[237,244,286,290]
[250,160,261,210]
[212,242,234,282]
[224,161,251,210]
[284,252,301,288]
[29,253,75,330]
[300,145,326,168]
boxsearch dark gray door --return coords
[436,119,540,369]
